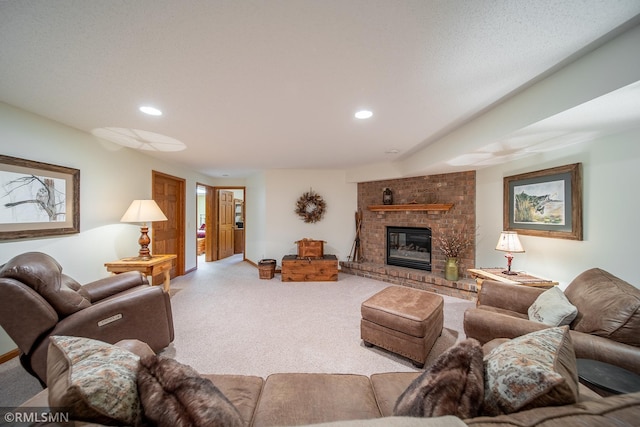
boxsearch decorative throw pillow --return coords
[482,326,579,416]
[393,339,484,418]
[528,286,578,326]
[46,336,142,426]
[137,354,244,427]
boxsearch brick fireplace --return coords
[340,171,478,300]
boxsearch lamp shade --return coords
[495,231,524,253]
[120,200,168,223]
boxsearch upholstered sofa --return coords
[14,335,640,427]
[464,268,640,375]
[19,376,640,426]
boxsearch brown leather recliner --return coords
[0,252,174,384]
[464,268,640,375]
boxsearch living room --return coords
[1,3,640,423]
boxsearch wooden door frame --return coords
[152,170,186,276]
[206,186,216,261]
[196,183,213,263]
[211,186,246,262]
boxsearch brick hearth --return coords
[340,260,478,300]
[341,171,478,300]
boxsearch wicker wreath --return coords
[295,190,326,223]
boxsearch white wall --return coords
[476,128,640,288]
[255,169,357,265]
[244,172,267,264]
[197,193,206,226]
[234,169,358,268]
[0,102,230,354]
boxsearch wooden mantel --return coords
[367,203,454,213]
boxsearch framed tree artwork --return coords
[0,155,80,240]
[503,163,582,240]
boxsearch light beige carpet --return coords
[161,254,475,378]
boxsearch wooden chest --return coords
[281,255,338,282]
[295,239,325,258]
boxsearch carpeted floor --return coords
[0,254,475,408]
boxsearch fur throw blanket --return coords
[137,355,243,427]
[393,338,484,418]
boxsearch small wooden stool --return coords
[361,286,443,368]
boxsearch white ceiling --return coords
[1,1,639,178]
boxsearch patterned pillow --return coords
[393,339,484,418]
[528,286,578,326]
[46,336,142,426]
[482,326,579,416]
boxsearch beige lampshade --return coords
[495,231,524,253]
[120,200,168,224]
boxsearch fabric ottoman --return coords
[361,286,444,368]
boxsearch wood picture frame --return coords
[503,163,582,240]
[0,155,80,240]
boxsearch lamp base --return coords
[138,225,152,260]
[502,253,518,275]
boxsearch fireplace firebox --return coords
[386,226,431,271]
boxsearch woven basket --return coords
[258,259,276,279]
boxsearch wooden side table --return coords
[468,268,557,291]
[105,254,176,292]
[577,358,640,396]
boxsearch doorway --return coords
[196,185,245,263]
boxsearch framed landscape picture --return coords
[503,163,582,240]
[0,155,80,240]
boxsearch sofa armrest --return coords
[464,307,640,376]
[477,280,545,314]
[79,271,149,302]
[463,307,548,345]
[570,330,640,375]
[28,286,174,382]
[54,285,173,350]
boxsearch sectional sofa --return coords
[15,333,640,427]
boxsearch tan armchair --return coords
[0,252,174,384]
[464,268,640,375]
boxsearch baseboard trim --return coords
[0,348,19,364]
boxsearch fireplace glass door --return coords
[387,226,431,271]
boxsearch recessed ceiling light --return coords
[139,106,162,116]
[385,149,400,154]
[355,110,373,119]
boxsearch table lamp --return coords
[121,200,168,260]
[495,231,524,275]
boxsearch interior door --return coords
[217,190,235,260]
[152,171,185,284]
